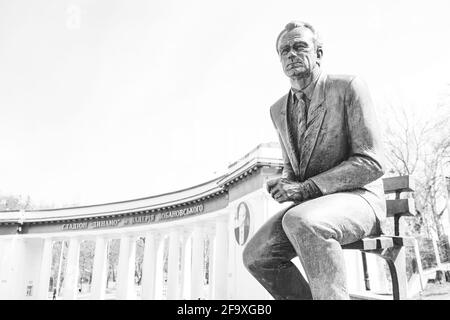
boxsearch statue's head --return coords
[276,21,323,80]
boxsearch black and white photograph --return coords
[0,0,449,305]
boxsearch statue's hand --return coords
[269,178,322,204]
[269,179,303,203]
[266,177,282,194]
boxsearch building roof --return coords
[0,143,283,225]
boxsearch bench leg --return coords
[361,252,371,291]
[368,246,408,300]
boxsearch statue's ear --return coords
[316,48,323,60]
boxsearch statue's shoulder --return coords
[325,73,359,88]
[269,93,288,117]
[326,74,372,100]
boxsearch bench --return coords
[342,175,418,300]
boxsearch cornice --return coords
[0,143,283,228]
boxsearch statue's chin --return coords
[289,71,310,80]
[285,66,310,78]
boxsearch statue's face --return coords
[278,28,321,80]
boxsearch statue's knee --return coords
[242,242,257,271]
[283,207,337,243]
[281,208,320,238]
[282,209,308,233]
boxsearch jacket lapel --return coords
[277,93,300,177]
[298,73,328,180]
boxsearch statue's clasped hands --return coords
[266,178,304,203]
[266,177,322,204]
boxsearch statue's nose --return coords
[287,49,298,59]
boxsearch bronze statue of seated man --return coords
[242,21,386,300]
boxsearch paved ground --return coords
[412,281,450,300]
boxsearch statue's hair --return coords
[276,21,323,54]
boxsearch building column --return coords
[166,228,181,299]
[213,217,229,299]
[179,230,190,299]
[37,238,53,300]
[0,237,27,299]
[116,235,137,300]
[0,239,6,298]
[190,225,205,299]
[206,225,216,299]
[141,232,161,300]
[61,237,81,300]
[344,251,365,292]
[90,236,108,300]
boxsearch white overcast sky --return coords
[0,0,449,207]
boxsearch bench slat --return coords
[342,236,416,250]
[343,238,378,250]
[382,176,415,194]
[377,237,393,248]
[386,198,416,217]
[389,236,416,247]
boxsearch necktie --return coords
[294,92,308,154]
[286,92,307,166]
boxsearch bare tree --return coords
[0,194,35,211]
[380,94,450,241]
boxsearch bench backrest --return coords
[382,175,416,236]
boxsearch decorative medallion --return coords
[234,202,250,246]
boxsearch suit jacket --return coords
[270,72,386,221]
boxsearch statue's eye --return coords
[293,44,307,51]
[281,48,289,55]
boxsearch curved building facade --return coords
[0,143,375,300]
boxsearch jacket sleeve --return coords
[270,107,296,181]
[277,133,296,180]
[309,76,385,194]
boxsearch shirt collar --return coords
[290,69,322,102]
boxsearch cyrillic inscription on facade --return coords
[90,219,121,228]
[62,222,88,230]
[61,204,204,231]
[160,204,204,219]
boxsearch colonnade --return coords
[0,143,297,300]
[31,216,229,300]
